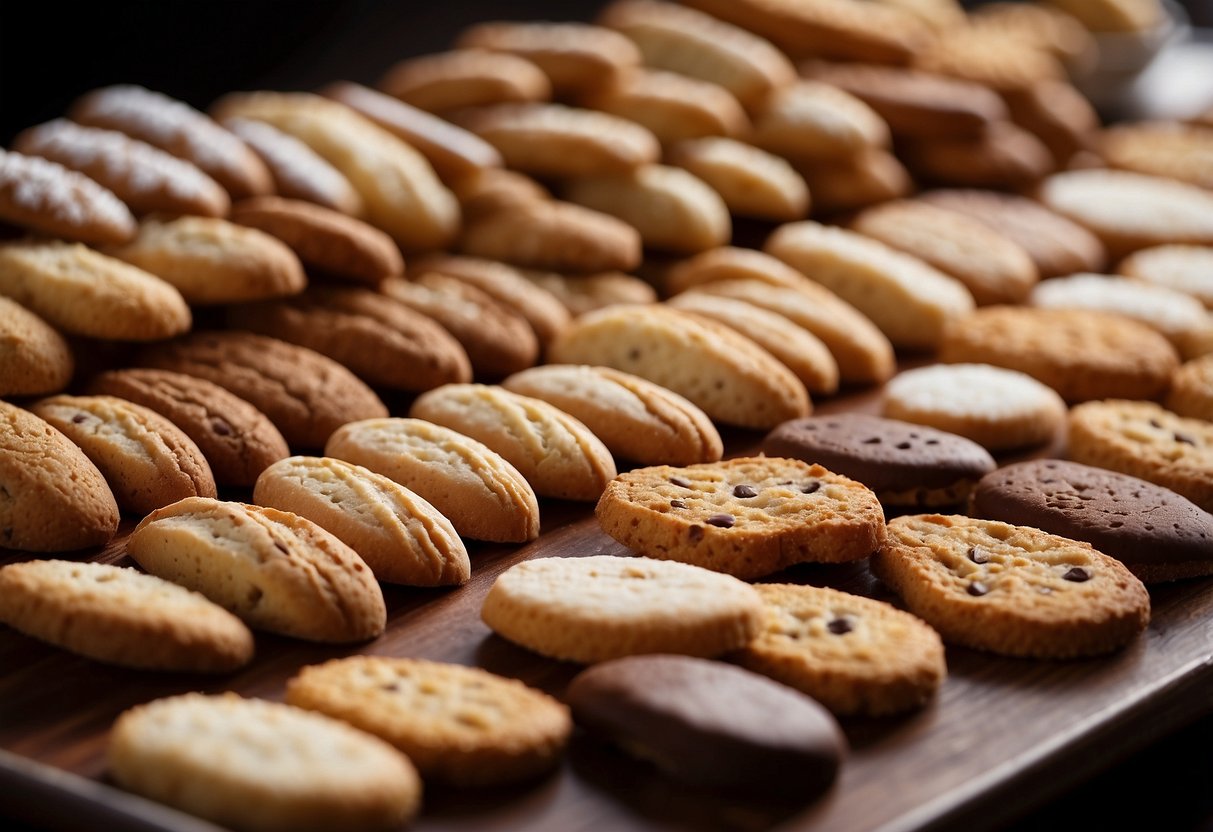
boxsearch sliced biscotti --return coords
[459,199,642,273]
[502,365,722,465]
[31,394,216,515]
[0,149,136,245]
[871,514,1151,658]
[0,560,254,672]
[666,137,809,222]
[548,304,809,429]
[325,418,539,543]
[0,297,73,397]
[597,457,887,579]
[581,69,749,146]
[411,384,616,502]
[379,49,551,112]
[128,497,386,642]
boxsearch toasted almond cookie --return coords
[900,121,1054,189]
[255,456,469,587]
[287,657,570,786]
[518,269,657,315]
[871,514,1151,658]
[410,383,616,501]
[736,584,945,716]
[138,331,388,449]
[583,69,749,145]
[0,297,73,397]
[1068,400,1213,513]
[914,26,1065,91]
[0,560,253,672]
[87,369,289,487]
[765,221,976,351]
[667,138,809,222]
[1119,245,1213,309]
[109,693,420,832]
[230,197,402,285]
[106,216,306,305]
[665,246,813,296]
[228,285,472,391]
[379,49,551,113]
[0,150,136,245]
[1046,0,1164,32]
[481,555,765,661]
[1168,355,1213,422]
[0,240,190,342]
[794,148,912,215]
[325,417,539,542]
[1100,122,1213,191]
[883,363,1067,451]
[1005,80,1099,166]
[749,80,889,162]
[381,275,537,379]
[448,167,549,219]
[597,457,886,579]
[31,394,216,514]
[0,400,119,551]
[969,2,1095,66]
[502,365,722,465]
[460,199,642,273]
[564,165,730,255]
[851,200,1039,306]
[548,304,809,429]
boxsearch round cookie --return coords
[0,149,136,245]
[1168,355,1213,422]
[1118,244,1213,310]
[0,297,73,397]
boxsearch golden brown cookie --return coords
[900,121,1054,189]
[666,137,809,222]
[582,68,749,145]
[1100,121,1213,190]
[665,246,813,295]
[1005,80,1099,166]
[1045,0,1165,32]
[447,167,549,219]
[0,297,73,397]
[1119,245,1213,309]
[794,148,912,216]
[914,25,1066,91]
[749,80,889,162]
[379,49,551,113]
[517,269,657,315]
[459,199,642,273]
[968,2,1095,67]
[1167,355,1213,422]
[0,149,136,245]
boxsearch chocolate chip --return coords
[1174,432,1197,446]
[862,437,881,444]
[827,618,852,635]
[967,546,990,564]
[212,417,233,436]
[670,499,687,509]
[801,481,820,494]
[967,581,989,597]
[733,484,757,498]
[669,476,691,488]
[688,525,704,543]
[707,513,735,528]
[71,413,87,424]
[1063,567,1090,582]
[381,682,400,692]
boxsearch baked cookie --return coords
[666,137,809,222]
[286,657,571,786]
[663,246,810,296]
[1045,0,1163,32]
[899,122,1054,189]
[914,25,1065,91]
[1004,79,1099,166]
[597,456,886,579]
[0,297,73,397]
[1118,245,1213,310]
[871,514,1151,657]
[518,269,656,316]
[447,167,549,219]
[0,149,136,245]
[459,199,642,273]
[379,49,551,113]
[749,80,889,162]
[968,2,1095,67]
[481,555,764,661]
[736,583,946,716]
[794,148,912,215]
[0,560,253,672]
[1168,355,1213,421]
[584,68,749,146]
[254,455,469,587]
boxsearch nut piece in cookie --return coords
[0,149,136,245]
[0,297,73,397]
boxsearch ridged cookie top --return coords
[0,297,73,397]
[0,149,136,245]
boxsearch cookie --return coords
[286,657,571,786]
[765,221,976,351]
[1068,400,1213,513]
[31,394,217,514]
[749,79,889,162]
[379,49,550,113]
[0,560,253,672]
[875,0,965,30]
[763,414,996,507]
[597,456,886,579]
[137,331,388,449]
[0,296,73,397]
[1119,245,1213,309]
[0,400,119,552]
[0,240,191,341]
[1046,0,1165,32]
[105,216,305,305]
[938,307,1179,402]
[900,121,1054,189]
[227,285,473,391]
[87,368,290,487]
[882,363,1067,452]
[666,137,809,222]
[583,68,749,145]
[230,196,402,285]
[481,554,765,661]
[548,304,810,429]
[794,148,912,216]
[254,456,469,587]
[736,583,946,716]
[1167,354,1213,421]
[447,167,549,219]
[663,246,810,296]
[325,417,539,543]
[517,269,657,315]
[914,26,1065,91]
[567,654,846,795]
[1005,80,1099,166]
[968,2,1095,67]
[1101,121,1213,191]
[0,149,136,245]
[108,693,420,832]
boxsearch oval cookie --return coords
[749,80,890,162]
[666,137,809,222]
[1118,244,1213,310]
[583,68,749,145]
[0,297,73,397]
[1168,354,1213,421]
[0,149,136,245]
[379,49,551,112]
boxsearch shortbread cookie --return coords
[31,394,217,514]
[1119,245,1213,310]
[447,167,548,219]
[583,69,749,145]
[325,417,539,542]
[972,460,1213,583]
[883,363,1067,451]
[567,654,845,796]
[1168,355,1213,421]
[763,414,996,507]
[665,246,814,295]
[254,456,469,586]
[970,2,1094,67]
[938,307,1179,402]
[502,365,722,465]
[411,383,616,501]
[914,26,1065,91]
[138,331,388,448]
[900,122,1054,189]
[872,514,1151,657]
[0,240,190,341]
[518,269,657,315]
[230,196,402,285]
[1005,79,1099,166]
[0,400,119,551]
[766,221,975,351]
[548,304,809,429]
[0,297,73,396]
[667,137,809,222]
[0,149,136,244]
[794,148,912,215]
[379,49,551,113]
[1045,0,1165,32]
[597,457,886,579]
[129,497,386,642]
[287,657,571,786]
[228,285,473,391]
[481,555,764,661]
[459,199,642,273]
[1068,400,1213,513]
[109,693,420,832]
[0,560,253,672]
[87,368,290,487]
[13,120,230,218]
[749,80,889,162]
[737,584,945,716]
